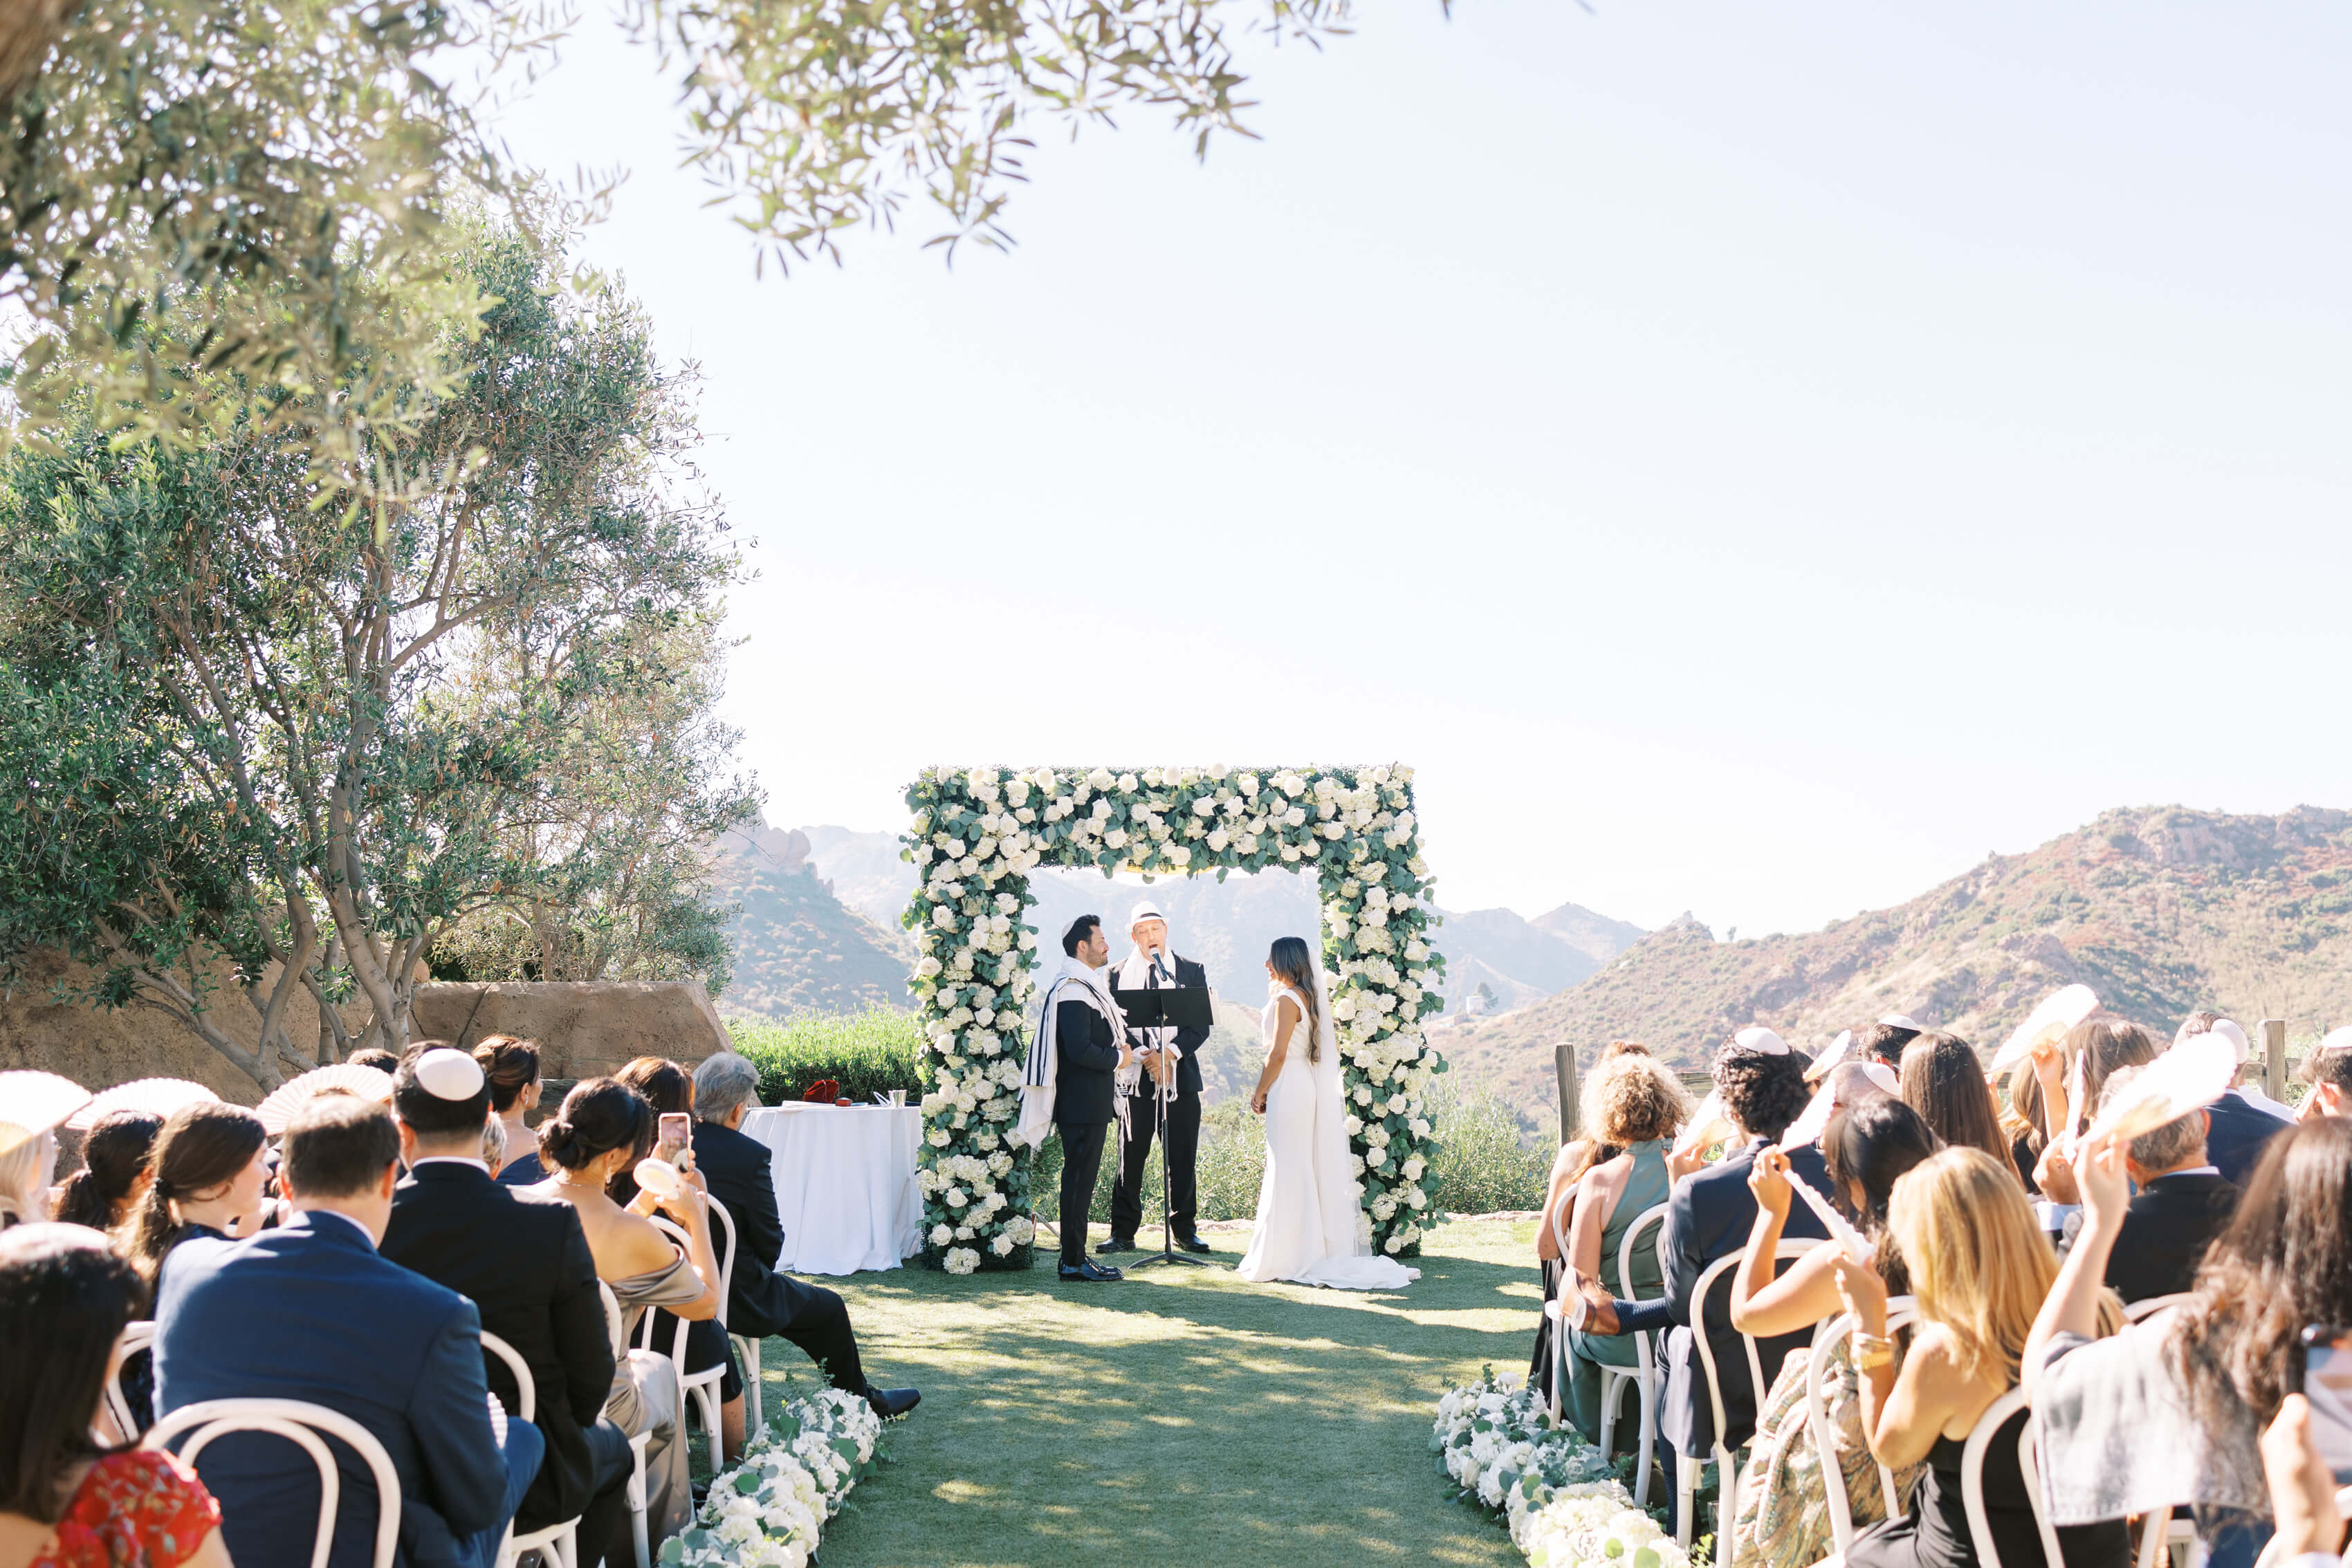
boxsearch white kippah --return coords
[2321,1026,2352,1056]
[1879,1013,1923,1031]
[1130,900,1166,929]
[2205,1018,2250,1065]
[414,1048,486,1101]
[1861,1061,1900,1094]
[1734,1026,1790,1056]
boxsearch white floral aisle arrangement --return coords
[1516,1484,1691,1568]
[901,763,1450,1270]
[658,1387,884,1568]
[1433,1367,1655,1549]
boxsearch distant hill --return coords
[708,824,914,1020]
[1442,805,2352,1125]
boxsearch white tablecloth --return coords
[738,1105,924,1275]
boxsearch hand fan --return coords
[0,1071,93,1156]
[1989,984,2100,1074]
[255,1062,396,1136]
[2082,1031,2239,1146]
[66,1077,221,1132]
[1781,1060,1902,1148]
[1786,1167,1875,1266]
[633,1157,684,1201]
[1803,1030,1857,1083]
[1672,1089,1734,1160]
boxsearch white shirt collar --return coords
[412,1156,490,1173]
[302,1208,380,1250]
[2150,1165,2222,1182]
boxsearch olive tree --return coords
[0,221,753,1086]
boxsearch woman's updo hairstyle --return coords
[53,1110,164,1230]
[538,1077,653,1174]
[472,1035,542,1115]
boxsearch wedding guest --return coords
[2299,1029,2352,1120]
[2255,1393,2350,1566]
[530,1077,720,1544]
[475,1035,547,1185]
[0,1224,230,1568]
[1530,1042,1648,1395]
[1897,1033,2013,1173]
[2026,1119,2352,1568]
[1859,1017,1923,1071]
[691,1051,919,1455]
[1556,1049,1687,1442]
[1837,1147,2127,1568]
[382,1044,636,1568]
[2092,1065,2238,1304]
[118,1104,270,1290]
[156,1094,542,1568]
[1721,1098,1942,1568]
[347,1046,400,1074]
[2180,1011,2295,1121]
[1657,1029,1832,1466]
[2032,1021,2161,1203]
[53,1112,163,1231]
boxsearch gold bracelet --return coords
[1853,1332,1895,1371]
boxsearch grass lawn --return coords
[741,1218,1545,1568]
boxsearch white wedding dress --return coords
[1235,979,1420,1291]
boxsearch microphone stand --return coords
[1128,950,1214,1271]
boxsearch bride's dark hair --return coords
[1268,937,1323,1063]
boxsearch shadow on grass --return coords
[761,1221,1542,1568]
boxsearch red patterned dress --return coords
[30,1451,220,1568]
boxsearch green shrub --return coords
[1424,1076,1552,1215]
[727,1008,927,1105]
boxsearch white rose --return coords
[927,1128,951,1147]
[930,1223,952,1246]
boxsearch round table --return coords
[737,1105,923,1275]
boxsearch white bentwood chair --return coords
[1681,1242,1819,1548]
[1808,1304,1919,1553]
[480,1331,581,1568]
[145,1399,401,1568]
[2116,1293,2199,1568]
[642,1203,735,1467]
[599,1280,656,1568]
[102,1320,157,1439]
[1958,1389,2064,1568]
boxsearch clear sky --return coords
[486,1,2352,938]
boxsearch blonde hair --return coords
[1583,1052,1691,1148]
[0,1130,57,1227]
[1886,1146,2055,1383]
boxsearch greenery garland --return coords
[900,764,1449,1271]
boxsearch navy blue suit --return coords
[155,1210,543,1568]
[2203,1089,2290,1188]
[1658,1139,1832,1459]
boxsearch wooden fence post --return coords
[2263,1018,2288,1105]
[1555,1042,1579,1146]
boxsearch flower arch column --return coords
[899,764,1450,1273]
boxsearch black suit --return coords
[2203,1090,2290,1188]
[690,1119,867,1394]
[1054,992,1123,1264]
[2104,1168,2239,1304]
[1110,952,1211,1241]
[1659,1140,1832,1458]
[380,1161,632,1564]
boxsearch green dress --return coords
[1563,1136,1673,1444]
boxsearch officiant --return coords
[1100,899,1214,1255]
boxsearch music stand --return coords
[1110,984,1218,1270]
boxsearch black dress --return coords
[1846,1410,2129,1568]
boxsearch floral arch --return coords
[901,764,1451,1273]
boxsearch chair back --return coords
[598,1279,625,1361]
[145,1398,402,1568]
[479,1329,537,1423]
[2124,1292,2194,1324]
[1619,1203,1673,1381]
[1958,1388,2063,1568]
[1690,1242,1819,1452]
[706,1197,737,1329]
[102,1320,156,1437]
[1807,1305,1919,1551]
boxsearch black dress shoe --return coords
[1175,1234,1213,1253]
[1060,1259,1124,1282]
[865,1386,921,1420]
[1096,1235,1137,1255]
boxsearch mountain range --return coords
[1440,804,2352,1126]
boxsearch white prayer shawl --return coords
[1016,959,1126,1150]
[1110,945,1187,1098]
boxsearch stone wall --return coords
[1,950,733,1101]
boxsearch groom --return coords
[1020,914,1134,1282]
[1101,899,1213,1255]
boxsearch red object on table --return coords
[802,1079,840,1103]
[835,1098,854,1108]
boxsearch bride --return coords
[1235,936,1420,1290]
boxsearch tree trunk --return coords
[0,0,73,111]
